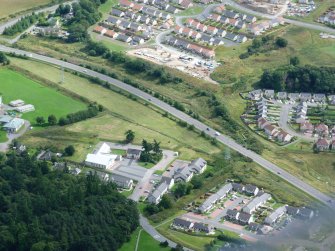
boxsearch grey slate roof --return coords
[173,218,193,228]
[264,205,286,224]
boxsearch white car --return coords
[215,131,220,136]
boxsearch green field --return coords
[119,227,170,251]
[0,0,51,19]
[0,68,86,124]
[176,6,204,16]
[0,131,8,143]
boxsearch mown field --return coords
[0,68,86,124]
[0,0,51,19]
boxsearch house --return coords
[147,182,168,204]
[228,18,239,27]
[226,209,240,221]
[93,26,106,34]
[172,218,193,230]
[248,25,262,36]
[139,15,150,24]
[209,14,221,22]
[198,183,233,213]
[328,95,335,105]
[193,222,213,234]
[129,22,142,31]
[180,0,193,9]
[14,142,26,154]
[224,32,238,41]
[286,206,300,216]
[222,10,239,19]
[248,89,263,100]
[269,18,279,27]
[161,12,171,20]
[277,92,287,100]
[245,15,257,23]
[37,150,53,161]
[212,38,224,45]
[181,27,193,37]
[236,21,246,30]
[243,193,271,214]
[313,94,326,103]
[315,123,329,136]
[197,23,207,32]
[110,173,133,189]
[120,0,134,8]
[232,183,245,193]
[298,207,314,219]
[9,99,25,107]
[70,168,82,175]
[264,124,278,137]
[161,176,175,189]
[119,20,131,29]
[245,184,259,196]
[132,3,144,11]
[264,206,287,225]
[111,9,125,17]
[85,153,117,169]
[264,90,275,99]
[190,31,202,40]
[107,16,121,25]
[277,130,292,143]
[201,48,215,59]
[220,16,229,24]
[15,104,35,113]
[104,30,118,38]
[300,121,314,133]
[300,93,312,102]
[238,212,253,225]
[125,11,136,19]
[174,165,193,182]
[288,93,300,101]
[189,158,207,174]
[206,26,218,35]
[315,138,329,151]
[249,223,261,232]
[0,115,13,124]
[166,5,179,14]
[236,35,247,43]
[132,36,145,44]
[117,34,132,43]
[214,5,225,14]
[201,34,213,45]
[126,148,142,159]
[216,29,226,37]
[3,118,25,132]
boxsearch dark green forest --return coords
[0,153,139,251]
[258,65,335,93]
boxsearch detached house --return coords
[315,138,329,151]
[315,123,329,136]
[206,25,218,35]
[277,130,292,143]
[174,165,193,182]
[189,158,207,174]
[111,9,125,17]
[264,124,278,137]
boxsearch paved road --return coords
[1,45,334,209]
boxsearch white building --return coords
[9,99,25,107]
[3,118,25,132]
[85,143,118,169]
[15,104,35,113]
[243,193,271,214]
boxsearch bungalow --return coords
[0,115,13,124]
[298,207,314,220]
[125,11,136,19]
[248,25,261,36]
[277,92,287,100]
[212,38,224,45]
[166,5,179,14]
[228,18,239,27]
[189,158,207,174]
[244,184,259,196]
[313,93,326,103]
[277,130,292,143]
[141,7,157,17]
[288,93,300,101]
[224,32,238,41]
[139,15,150,24]
[249,89,263,100]
[186,18,195,26]
[132,36,145,44]
[209,14,221,22]
[161,176,175,189]
[201,48,215,59]
[222,10,239,19]
[172,218,193,230]
[243,193,271,214]
[197,23,207,32]
[300,93,312,102]
[104,29,118,38]
[9,99,24,107]
[201,34,213,45]
[161,12,171,20]
[107,16,121,25]
[236,22,246,30]
[206,25,218,35]
[264,206,287,225]
[264,89,275,99]
[193,223,214,234]
[181,27,193,37]
[126,148,142,159]
[174,165,193,182]
[119,20,131,29]
[111,9,125,17]
[232,183,245,193]
[129,22,142,31]
[300,121,314,133]
[214,5,225,14]
[147,182,168,204]
[226,209,240,221]
[120,0,134,8]
[216,29,226,37]
[3,118,25,133]
[264,124,278,137]
[180,0,193,9]
[236,35,247,43]
[116,34,132,43]
[219,16,229,24]
[190,31,202,40]
[315,123,329,136]
[110,173,133,189]
[245,15,257,23]
[93,26,106,35]
[238,212,253,225]
[132,3,144,11]
[315,138,329,151]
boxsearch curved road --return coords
[1,45,334,210]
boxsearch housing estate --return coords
[242,193,271,214]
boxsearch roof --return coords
[161,176,174,186]
[232,183,244,192]
[249,222,260,231]
[238,212,252,222]
[316,138,329,146]
[226,209,239,218]
[150,182,168,201]
[110,173,133,185]
[111,9,124,16]
[243,193,271,212]
[85,153,117,166]
[264,206,286,224]
[245,184,258,194]
[173,218,193,228]
[193,222,212,232]
[0,115,13,123]
[107,16,119,24]
[3,118,24,129]
[286,205,299,215]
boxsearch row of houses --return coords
[318,10,335,25]
[165,36,215,58]
[315,138,335,151]
[242,193,272,214]
[226,209,253,225]
[248,89,329,103]
[258,117,293,143]
[213,7,257,24]
[184,18,247,43]
[172,218,214,234]
[207,11,257,30]
[247,17,285,36]
[88,170,134,189]
[148,158,207,204]
[131,0,193,10]
[94,26,145,44]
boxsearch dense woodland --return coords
[258,65,335,93]
[0,153,139,251]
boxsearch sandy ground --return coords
[128,47,218,84]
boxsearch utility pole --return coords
[60,66,64,83]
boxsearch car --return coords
[206,128,210,131]
[277,171,281,175]
[148,98,152,101]
[215,131,220,136]
[83,69,87,73]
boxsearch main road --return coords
[0,45,334,209]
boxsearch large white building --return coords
[15,104,35,113]
[9,99,25,107]
[85,143,119,169]
[3,118,25,132]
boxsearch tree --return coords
[290,56,300,66]
[125,130,135,143]
[64,145,75,156]
[158,194,173,209]
[173,183,188,198]
[275,37,288,48]
[191,176,203,189]
[35,116,45,125]
[160,240,169,247]
[48,115,57,125]
[0,52,9,65]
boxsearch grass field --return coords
[0,131,8,143]
[0,0,51,19]
[119,227,170,251]
[176,6,204,16]
[0,68,86,124]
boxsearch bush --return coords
[64,145,75,156]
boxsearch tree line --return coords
[3,13,43,36]
[0,153,139,251]
[258,64,335,93]
[0,52,10,65]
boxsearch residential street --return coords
[0,45,333,210]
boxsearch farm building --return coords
[9,99,25,107]
[3,118,25,132]
[15,104,35,113]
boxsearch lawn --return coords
[111,149,127,155]
[138,161,156,169]
[0,131,8,143]
[0,0,51,19]
[0,68,86,124]
[176,6,204,16]
[119,227,170,251]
